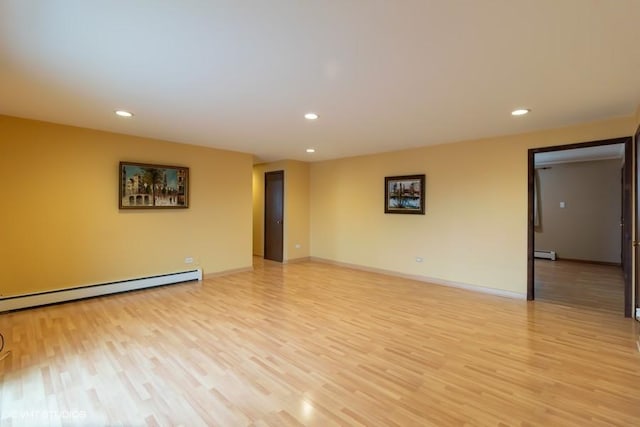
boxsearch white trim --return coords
[636,307,640,321]
[0,269,202,312]
[310,257,526,300]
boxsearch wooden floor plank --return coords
[0,258,638,426]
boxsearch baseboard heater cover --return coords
[534,250,557,261]
[0,269,202,312]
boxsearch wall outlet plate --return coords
[185,257,194,264]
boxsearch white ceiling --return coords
[1,1,639,163]
[534,143,625,166]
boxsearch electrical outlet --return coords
[415,257,423,263]
[295,244,301,249]
[184,257,194,264]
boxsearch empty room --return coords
[1,1,639,426]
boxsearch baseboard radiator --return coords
[534,250,557,261]
[0,269,202,312]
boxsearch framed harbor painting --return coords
[384,174,425,215]
[119,162,189,209]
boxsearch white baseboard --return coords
[534,250,556,261]
[0,269,202,312]
[309,257,526,299]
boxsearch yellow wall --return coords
[3,112,635,300]
[0,115,253,297]
[253,160,310,261]
[310,116,635,295]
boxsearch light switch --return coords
[560,201,565,208]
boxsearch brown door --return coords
[264,171,284,262]
[622,143,632,317]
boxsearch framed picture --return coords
[384,174,425,214]
[119,162,189,209]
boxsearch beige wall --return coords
[310,116,635,295]
[0,115,253,297]
[535,160,621,263]
[252,160,310,261]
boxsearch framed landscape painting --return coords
[119,162,189,209]
[384,174,425,215]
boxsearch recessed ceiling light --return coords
[306,148,316,153]
[511,108,530,116]
[304,113,319,120]
[115,110,134,118]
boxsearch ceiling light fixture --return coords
[304,112,319,120]
[115,110,134,118]
[306,148,316,153]
[511,108,530,116]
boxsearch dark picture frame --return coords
[384,174,425,214]
[119,162,189,209]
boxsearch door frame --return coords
[527,136,633,317]
[635,125,640,319]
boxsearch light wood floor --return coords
[535,259,625,315]
[1,259,639,426]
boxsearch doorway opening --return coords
[527,137,632,317]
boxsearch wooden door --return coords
[264,171,284,262]
[622,140,632,317]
